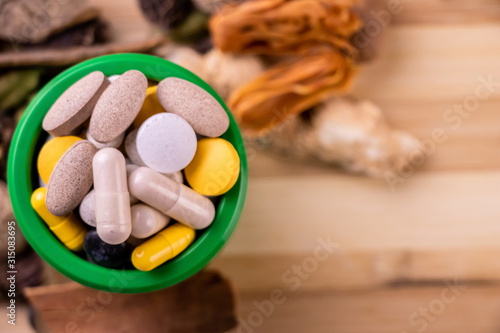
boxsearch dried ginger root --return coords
[259,97,422,178]
[153,44,265,100]
[228,48,357,136]
[210,0,362,55]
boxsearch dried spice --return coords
[192,0,245,14]
[0,36,164,68]
[0,115,15,181]
[169,10,210,43]
[25,19,109,50]
[228,48,356,135]
[154,43,206,79]
[0,70,41,113]
[210,0,362,55]
[0,0,99,44]
[138,0,193,30]
[203,49,265,100]
[258,97,423,177]
[351,0,389,63]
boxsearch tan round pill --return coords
[42,71,109,137]
[89,70,148,143]
[156,77,229,137]
[46,140,97,216]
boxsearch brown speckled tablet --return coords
[156,77,229,137]
[42,71,109,137]
[46,140,97,216]
[89,70,148,143]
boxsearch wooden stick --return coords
[25,270,237,333]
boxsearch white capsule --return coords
[131,203,171,238]
[129,167,215,229]
[93,148,131,244]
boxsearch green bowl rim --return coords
[7,53,248,293]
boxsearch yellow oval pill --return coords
[133,85,164,128]
[131,223,195,271]
[31,187,86,251]
[184,138,240,196]
[37,136,82,184]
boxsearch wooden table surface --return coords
[5,1,500,332]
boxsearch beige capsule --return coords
[128,167,215,230]
[93,148,131,244]
[131,203,171,239]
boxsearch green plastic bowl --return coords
[7,53,248,293]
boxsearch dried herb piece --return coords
[210,0,362,55]
[138,0,193,30]
[203,49,265,100]
[228,48,356,135]
[0,70,41,113]
[0,0,99,44]
[257,97,423,178]
[25,19,109,50]
[0,36,164,68]
[192,0,245,14]
[0,115,15,181]
[169,10,210,43]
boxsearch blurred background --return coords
[2,0,500,332]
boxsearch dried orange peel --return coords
[210,0,361,55]
[228,48,357,135]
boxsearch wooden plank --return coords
[222,171,500,253]
[210,250,500,292]
[390,0,500,24]
[353,25,500,102]
[25,271,236,333]
[233,284,500,333]
[210,170,500,290]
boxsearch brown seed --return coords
[46,140,97,216]
[89,70,148,143]
[157,77,229,137]
[42,71,109,137]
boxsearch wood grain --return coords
[26,271,236,333]
[234,284,500,333]
[210,171,500,291]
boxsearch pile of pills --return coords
[31,70,240,271]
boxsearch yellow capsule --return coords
[131,223,195,271]
[37,136,82,184]
[133,85,164,128]
[184,138,240,196]
[31,187,86,251]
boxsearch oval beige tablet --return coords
[42,71,109,137]
[46,140,97,216]
[89,70,148,143]
[156,77,229,137]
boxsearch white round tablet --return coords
[136,113,197,173]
